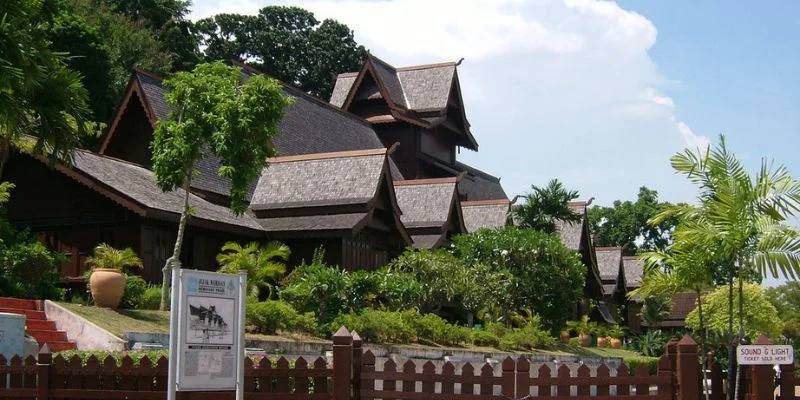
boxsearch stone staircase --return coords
[0,297,76,351]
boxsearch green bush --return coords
[631,330,669,357]
[623,356,660,375]
[247,300,317,334]
[405,311,470,346]
[140,285,162,310]
[0,239,65,300]
[120,275,148,309]
[470,329,500,347]
[280,262,348,323]
[333,309,414,343]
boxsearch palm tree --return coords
[85,243,143,272]
[511,179,582,233]
[216,241,290,300]
[654,135,800,400]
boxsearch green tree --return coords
[450,226,586,332]
[152,62,293,310]
[656,135,800,399]
[685,283,782,339]
[216,241,290,300]
[766,282,800,358]
[588,187,679,255]
[195,6,366,99]
[510,179,581,233]
[0,0,94,172]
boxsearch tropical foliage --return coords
[685,283,782,339]
[216,241,290,300]
[85,243,143,272]
[510,179,581,233]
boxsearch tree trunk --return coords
[698,289,710,400]
[733,277,744,400]
[727,275,735,400]
[159,176,193,310]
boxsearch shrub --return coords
[631,330,670,357]
[333,309,414,343]
[0,240,65,300]
[247,300,317,334]
[470,329,500,347]
[405,311,470,346]
[280,262,348,323]
[140,285,162,310]
[120,275,148,309]
[623,356,660,375]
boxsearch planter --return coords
[89,268,126,308]
[596,336,607,348]
[578,333,591,347]
[610,338,622,349]
[560,330,571,344]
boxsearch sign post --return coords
[737,344,794,365]
[167,269,246,399]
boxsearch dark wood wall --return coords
[375,123,419,178]
[103,93,154,167]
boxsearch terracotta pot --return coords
[610,338,622,349]
[89,269,126,308]
[578,333,591,347]
[597,336,607,348]
[560,330,571,344]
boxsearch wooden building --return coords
[623,256,645,333]
[595,247,628,325]
[461,199,511,233]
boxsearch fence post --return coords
[779,362,795,400]
[501,357,515,399]
[333,326,353,400]
[676,335,700,400]
[748,335,773,400]
[351,331,362,400]
[36,344,51,400]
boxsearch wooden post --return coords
[332,326,353,400]
[709,353,724,400]
[515,357,530,398]
[676,334,700,400]
[351,331,362,400]
[501,357,515,399]
[779,363,795,400]
[748,335,773,400]
[36,344,51,400]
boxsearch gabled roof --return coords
[394,177,466,248]
[332,55,478,150]
[250,148,411,244]
[623,256,645,290]
[455,161,508,201]
[30,149,262,234]
[461,199,510,232]
[649,292,698,328]
[100,67,404,201]
[596,247,627,297]
[554,200,604,298]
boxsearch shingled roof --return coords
[554,202,589,251]
[455,161,508,201]
[39,149,262,234]
[596,247,626,296]
[105,68,402,201]
[394,177,466,248]
[250,149,410,243]
[652,292,698,328]
[461,199,510,232]
[623,256,645,290]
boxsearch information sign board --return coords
[737,344,794,365]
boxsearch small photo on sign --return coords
[186,296,235,345]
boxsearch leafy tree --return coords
[216,241,290,300]
[639,293,671,329]
[195,6,366,99]
[656,135,800,399]
[152,62,293,310]
[510,179,581,233]
[685,283,782,339]
[450,226,586,332]
[765,281,800,321]
[0,0,94,173]
[588,187,679,255]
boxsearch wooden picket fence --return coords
[0,327,795,400]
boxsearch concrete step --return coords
[45,341,77,352]
[27,329,69,343]
[0,307,46,320]
[0,297,39,311]
[25,319,56,330]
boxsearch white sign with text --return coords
[737,345,794,365]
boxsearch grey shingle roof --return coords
[602,284,617,296]
[70,150,262,231]
[251,151,386,211]
[554,203,587,251]
[623,256,644,289]
[132,71,399,199]
[455,162,508,201]
[412,235,444,249]
[394,180,457,229]
[330,57,456,112]
[330,74,357,108]
[596,247,623,282]
[461,201,509,233]
[258,213,367,232]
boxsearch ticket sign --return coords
[737,345,794,365]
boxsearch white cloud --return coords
[189,0,706,204]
